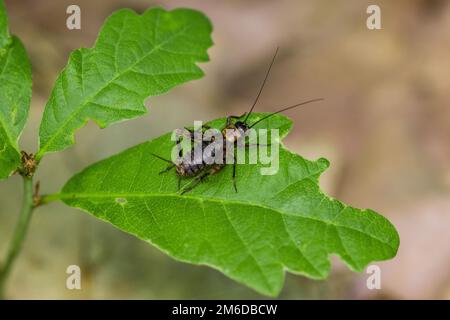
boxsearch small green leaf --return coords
[0,0,32,179]
[37,7,212,160]
[57,114,400,296]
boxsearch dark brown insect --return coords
[152,48,323,194]
[151,127,219,191]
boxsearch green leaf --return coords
[0,1,9,47]
[0,0,32,179]
[36,7,212,161]
[56,113,400,296]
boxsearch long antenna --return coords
[249,98,324,128]
[243,47,279,124]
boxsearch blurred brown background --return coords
[0,0,449,299]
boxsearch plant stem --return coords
[0,176,34,299]
[39,193,61,206]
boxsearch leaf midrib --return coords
[56,190,396,250]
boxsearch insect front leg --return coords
[226,142,238,193]
[226,113,246,126]
[184,125,211,136]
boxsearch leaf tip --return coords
[314,157,330,175]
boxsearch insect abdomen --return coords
[176,150,206,177]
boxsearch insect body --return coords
[152,127,220,191]
[152,48,323,194]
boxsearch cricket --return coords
[152,48,323,194]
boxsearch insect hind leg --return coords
[159,164,175,175]
[180,171,210,194]
[180,165,222,195]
